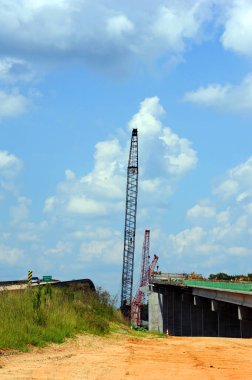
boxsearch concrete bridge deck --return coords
[148,279,252,338]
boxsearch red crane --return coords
[131,230,158,326]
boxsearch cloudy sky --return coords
[1,0,252,297]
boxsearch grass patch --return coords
[129,329,165,339]
[0,286,122,351]
[110,321,165,339]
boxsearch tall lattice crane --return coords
[121,128,138,318]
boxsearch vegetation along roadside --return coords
[0,285,123,351]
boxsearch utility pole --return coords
[121,128,138,318]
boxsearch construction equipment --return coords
[131,242,159,327]
[121,128,138,318]
[131,229,150,326]
[188,272,203,280]
[140,229,150,307]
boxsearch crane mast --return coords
[121,128,138,317]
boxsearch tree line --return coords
[208,272,252,281]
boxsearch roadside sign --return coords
[28,270,32,285]
[42,275,52,282]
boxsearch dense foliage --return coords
[208,272,252,281]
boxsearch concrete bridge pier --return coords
[238,306,252,338]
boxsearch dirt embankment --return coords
[0,333,252,380]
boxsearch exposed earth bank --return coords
[1,333,252,379]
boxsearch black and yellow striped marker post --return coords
[28,270,32,286]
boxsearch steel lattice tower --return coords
[121,128,138,317]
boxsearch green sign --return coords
[42,275,52,282]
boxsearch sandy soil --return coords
[0,333,251,380]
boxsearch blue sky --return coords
[1,0,252,297]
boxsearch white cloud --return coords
[236,191,250,203]
[159,127,197,176]
[67,196,107,215]
[79,237,122,264]
[184,84,229,105]
[25,0,67,10]
[10,196,31,224]
[106,15,134,39]
[17,230,39,242]
[152,1,212,52]
[167,212,251,268]
[0,1,251,82]
[71,227,119,240]
[216,210,230,224]
[44,97,197,220]
[0,0,216,73]
[187,204,216,220]
[15,221,47,243]
[0,90,29,117]
[90,139,126,199]
[0,150,22,174]
[166,156,252,273]
[128,97,164,135]
[43,196,55,213]
[0,57,36,83]
[129,96,197,180]
[213,179,239,200]
[0,150,22,183]
[0,151,22,192]
[140,178,163,193]
[44,139,125,218]
[0,244,24,264]
[226,246,250,256]
[214,157,252,200]
[245,202,252,214]
[168,226,205,254]
[184,74,252,113]
[211,215,248,243]
[45,138,126,216]
[221,0,252,57]
[65,169,75,180]
[45,241,72,256]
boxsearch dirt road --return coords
[0,333,252,380]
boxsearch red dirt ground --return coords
[1,334,252,379]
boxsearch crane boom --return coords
[131,253,159,326]
[121,128,138,317]
[140,229,150,298]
